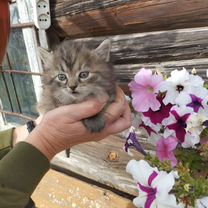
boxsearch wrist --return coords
[25,126,56,161]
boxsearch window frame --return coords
[0,0,48,126]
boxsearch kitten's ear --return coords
[38,47,53,64]
[94,39,111,62]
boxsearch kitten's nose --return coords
[69,85,77,91]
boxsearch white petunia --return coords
[126,160,181,208]
[196,197,208,208]
[186,113,207,136]
[159,68,205,106]
[159,68,191,105]
[177,87,208,110]
[181,132,200,148]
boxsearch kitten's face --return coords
[39,40,116,106]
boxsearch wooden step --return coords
[51,134,146,196]
[32,169,136,208]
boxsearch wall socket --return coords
[34,0,51,30]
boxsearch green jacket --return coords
[0,128,50,208]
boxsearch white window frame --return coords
[17,0,48,102]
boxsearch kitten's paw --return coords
[82,115,105,133]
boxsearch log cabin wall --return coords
[48,0,208,197]
[49,0,208,89]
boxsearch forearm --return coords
[25,126,56,161]
[0,142,50,195]
[0,118,50,207]
[0,128,14,160]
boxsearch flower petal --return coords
[157,194,183,208]
[182,133,200,148]
[132,93,159,112]
[134,68,153,85]
[126,160,158,187]
[133,195,147,208]
[152,171,175,193]
[196,197,208,208]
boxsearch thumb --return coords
[63,99,106,121]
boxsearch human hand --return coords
[25,87,131,160]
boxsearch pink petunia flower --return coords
[129,68,164,112]
[156,137,178,167]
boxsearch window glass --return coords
[6,29,30,71]
[13,73,37,116]
[10,3,20,24]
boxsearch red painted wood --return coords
[0,1,10,65]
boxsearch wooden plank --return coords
[75,27,208,64]
[51,0,136,17]
[46,27,208,89]
[114,58,208,84]
[51,0,208,38]
[32,169,136,208]
[51,135,145,196]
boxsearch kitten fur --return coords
[38,39,116,132]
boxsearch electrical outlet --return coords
[34,0,51,30]
[37,0,49,13]
[38,14,50,29]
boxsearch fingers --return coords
[72,99,108,120]
[35,116,42,125]
[105,102,132,134]
[48,99,107,122]
[105,87,127,124]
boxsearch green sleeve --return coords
[0,142,50,207]
[0,128,14,159]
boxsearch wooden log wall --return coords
[51,0,208,38]
[48,0,208,197]
[50,0,208,86]
[75,27,208,84]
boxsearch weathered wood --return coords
[32,169,135,208]
[51,0,137,17]
[114,58,208,84]
[51,135,144,196]
[51,0,208,38]
[72,26,208,87]
[75,27,208,65]
[47,27,208,87]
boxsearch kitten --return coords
[38,39,116,133]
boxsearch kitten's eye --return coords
[57,74,67,81]
[79,71,89,79]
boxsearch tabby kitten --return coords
[38,39,116,133]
